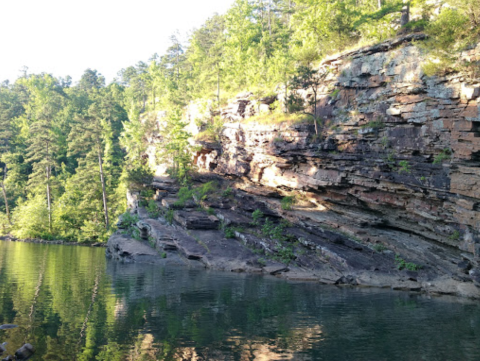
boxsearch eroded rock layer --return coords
[108,35,480,298]
[194,35,480,261]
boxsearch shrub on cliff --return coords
[123,164,154,192]
[422,6,480,76]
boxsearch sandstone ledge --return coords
[107,179,480,299]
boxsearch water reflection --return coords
[0,241,479,361]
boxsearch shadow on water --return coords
[0,241,479,360]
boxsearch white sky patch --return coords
[0,0,235,84]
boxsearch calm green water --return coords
[0,241,479,360]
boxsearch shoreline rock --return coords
[107,178,480,300]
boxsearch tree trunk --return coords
[217,69,220,105]
[98,150,109,229]
[152,87,156,111]
[313,91,318,135]
[46,169,52,232]
[1,166,11,225]
[400,1,410,26]
[46,142,52,232]
[268,0,272,37]
[378,0,382,9]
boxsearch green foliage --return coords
[281,196,296,210]
[361,120,384,129]
[207,207,216,215]
[395,254,421,271]
[118,212,140,241]
[119,212,139,229]
[331,88,341,98]
[140,189,155,199]
[222,187,233,198]
[174,187,194,207]
[257,257,267,266]
[174,181,216,207]
[11,194,51,239]
[165,209,174,225]
[2,0,478,242]
[262,218,287,242]
[194,181,216,201]
[433,148,452,164]
[449,230,461,240]
[243,112,314,126]
[380,136,389,149]
[251,209,264,226]
[275,245,296,264]
[157,109,196,184]
[398,160,411,174]
[422,7,480,76]
[146,200,160,218]
[224,227,236,239]
[372,243,387,252]
[195,116,224,143]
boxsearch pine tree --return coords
[24,75,65,232]
[0,84,22,224]
[68,102,111,229]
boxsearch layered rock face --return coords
[194,34,480,262]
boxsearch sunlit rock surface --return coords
[110,35,480,298]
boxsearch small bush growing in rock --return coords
[222,187,233,197]
[251,209,264,226]
[395,255,421,271]
[165,210,174,225]
[262,218,287,242]
[224,227,236,239]
[449,230,460,240]
[372,244,386,252]
[175,187,194,207]
[281,196,296,210]
[194,181,216,200]
[433,148,452,164]
[275,245,296,264]
[146,200,160,218]
[398,160,411,174]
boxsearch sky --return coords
[0,0,236,84]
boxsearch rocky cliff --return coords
[108,34,480,298]
[194,34,480,262]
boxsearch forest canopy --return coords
[0,0,478,242]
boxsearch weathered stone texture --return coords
[192,35,480,259]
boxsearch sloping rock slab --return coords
[215,209,252,227]
[174,211,220,229]
[107,234,161,264]
[236,232,276,253]
[287,227,394,272]
[170,228,209,261]
[187,230,261,272]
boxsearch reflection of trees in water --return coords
[0,242,480,361]
[26,249,47,343]
[0,242,112,360]
[101,263,327,360]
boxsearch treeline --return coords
[0,0,478,242]
[0,71,140,241]
[119,0,480,115]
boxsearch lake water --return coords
[0,241,479,360]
